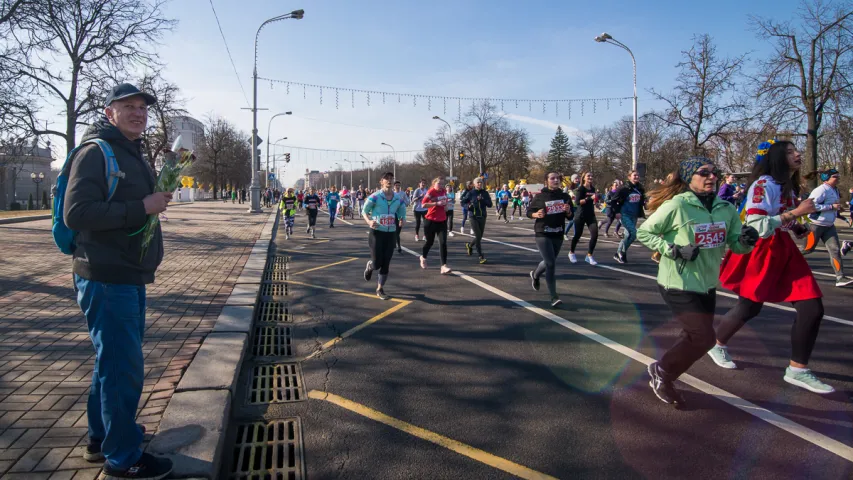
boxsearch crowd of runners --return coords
[277,139,852,406]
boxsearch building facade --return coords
[168,115,204,152]
[0,138,55,210]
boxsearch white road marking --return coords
[396,245,853,462]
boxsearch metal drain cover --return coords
[246,364,304,405]
[256,301,291,323]
[265,255,288,271]
[252,325,292,357]
[260,282,288,297]
[263,269,287,282]
[228,419,305,480]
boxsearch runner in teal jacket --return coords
[362,172,407,300]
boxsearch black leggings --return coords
[498,203,508,221]
[570,216,598,254]
[658,286,717,380]
[414,210,426,236]
[534,236,564,298]
[600,212,621,235]
[396,223,403,250]
[369,230,396,275]
[423,218,448,264]
[470,216,486,257]
[511,202,522,217]
[447,210,455,231]
[715,296,824,365]
[307,209,318,227]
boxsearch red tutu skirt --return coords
[719,231,822,303]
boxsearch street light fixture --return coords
[266,111,292,188]
[30,172,44,209]
[342,159,354,189]
[380,142,396,179]
[249,10,303,213]
[359,154,372,189]
[432,116,454,179]
[594,32,638,171]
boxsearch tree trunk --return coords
[0,168,7,210]
[66,66,80,152]
[807,112,819,189]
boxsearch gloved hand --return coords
[739,225,759,247]
[670,243,701,261]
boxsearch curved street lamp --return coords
[380,142,396,179]
[359,154,372,189]
[594,32,638,171]
[432,116,454,179]
[266,112,292,188]
[248,9,304,213]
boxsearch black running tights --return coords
[715,296,824,365]
[368,230,396,275]
[570,219,598,254]
[414,210,425,236]
[534,236,564,298]
[422,219,448,265]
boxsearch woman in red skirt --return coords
[708,140,834,394]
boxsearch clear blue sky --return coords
[153,0,800,186]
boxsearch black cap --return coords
[104,83,156,107]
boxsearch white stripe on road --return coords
[463,231,853,328]
[396,245,853,462]
[319,208,355,226]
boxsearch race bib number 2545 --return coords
[694,222,726,249]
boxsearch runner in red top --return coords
[420,176,452,274]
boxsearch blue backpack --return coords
[52,139,120,255]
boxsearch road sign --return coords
[249,134,263,146]
[447,176,458,181]
[268,173,276,181]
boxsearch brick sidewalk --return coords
[0,201,269,479]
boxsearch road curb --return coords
[148,209,278,479]
[0,214,51,225]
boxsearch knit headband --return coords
[679,157,712,181]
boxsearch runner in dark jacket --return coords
[611,170,647,263]
[460,177,493,263]
[528,172,574,307]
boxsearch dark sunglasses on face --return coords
[695,168,720,178]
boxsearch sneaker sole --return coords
[706,351,737,369]
[83,451,104,462]
[647,364,675,404]
[783,375,835,394]
[835,280,853,287]
[98,468,172,480]
[530,271,540,291]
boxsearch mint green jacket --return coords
[637,191,753,293]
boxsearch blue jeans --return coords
[564,208,577,237]
[618,215,638,254]
[461,206,469,228]
[328,205,337,225]
[75,275,145,470]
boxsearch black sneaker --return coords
[466,243,473,256]
[842,240,852,257]
[478,256,487,264]
[86,425,147,462]
[647,362,685,405]
[364,261,373,281]
[397,247,402,254]
[98,452,172,480]
[530,271,540,291]
[376,288,390,301]
[614,252,625,264]
[550,297,562,308]
[330,224,335,228]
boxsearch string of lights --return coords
[259,77,633,120]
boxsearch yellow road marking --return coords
[286,279,406,302]
[307,390,558,480]
[291,257,357,276]
[304,300,411,360]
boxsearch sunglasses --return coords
[695,168,720,178]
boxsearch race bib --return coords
[628,193,641,203]
[379,214,396,227]
[545,200,566,215]
[694,222,726,249]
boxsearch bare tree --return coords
[753,0,853,184]
[649,33,749,154]
[192,116,250,199]
[9,0,175,153]
[137,71,187,170]
[456,101,531,187]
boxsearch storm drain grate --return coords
[252,325,292,357]
[260,282,288,297]
[256,301,291,323]
[229,419,305,480]
[246,364,304,405]
[265,255,288,271]
[263,268,287,282]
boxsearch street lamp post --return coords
[335,163,342,188]
[30,172,44,209]
[359,154,371,189]
[266,112,292,188]
[248,9,304,213]
[432,116,454,179]
[342,159,354,188]
[595,32,638,172]
[380,142,396,179]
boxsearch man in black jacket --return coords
[460,177,492,263]
[64,83,173,479]
[610,170,646,264]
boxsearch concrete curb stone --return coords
[0,214,51,225]
[175,332,247,393]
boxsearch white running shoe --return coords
[707,345,737,369]
[448,231,455,237]
[585,255,598,266]
[460,226,464,234]
[414,235,420,242]
[835,276,853,288]
[440,265,452,275]
[568,253,577,263]
[420,256,427,269]
[470,228,474,235]
[510,215,514,220]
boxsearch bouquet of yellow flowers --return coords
[139,136,194,261]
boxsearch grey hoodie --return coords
[64,117,163,284]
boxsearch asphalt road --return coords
[252,209,853,480]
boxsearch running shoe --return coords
[285,234,290,240]
[706,345,737,369]
[564,234,570,241]
[783,367,835,394]
[306,226,310,234]
[604,232,610,238]
[470,228,474,235]
[466,243,473,256]
[648,362,685,405]
[478,256,487,264]
[504,219,509,224]
[460,226,464,234]
[613,252,625,264]
[842,240,853,257]
[568,253,578,263]
[397,247,402,254]
[585,255,598,266]
[550,297,562,308]
[510,215,514,220]
[98,452,172,480]
[86,426,146,462]
[448,231,455,237]
[420,256,427,269]
[836,276,853,287]
[530,271,540,291]
[330,224,335,228]
[364,261,373,281]
[311,231,316,239]
[376,288,390,301]
[440,265,452,275]
[616,231,624,239]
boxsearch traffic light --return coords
[458,150,465,161]
[285,153,291,163]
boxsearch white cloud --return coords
[502,113,582,137]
